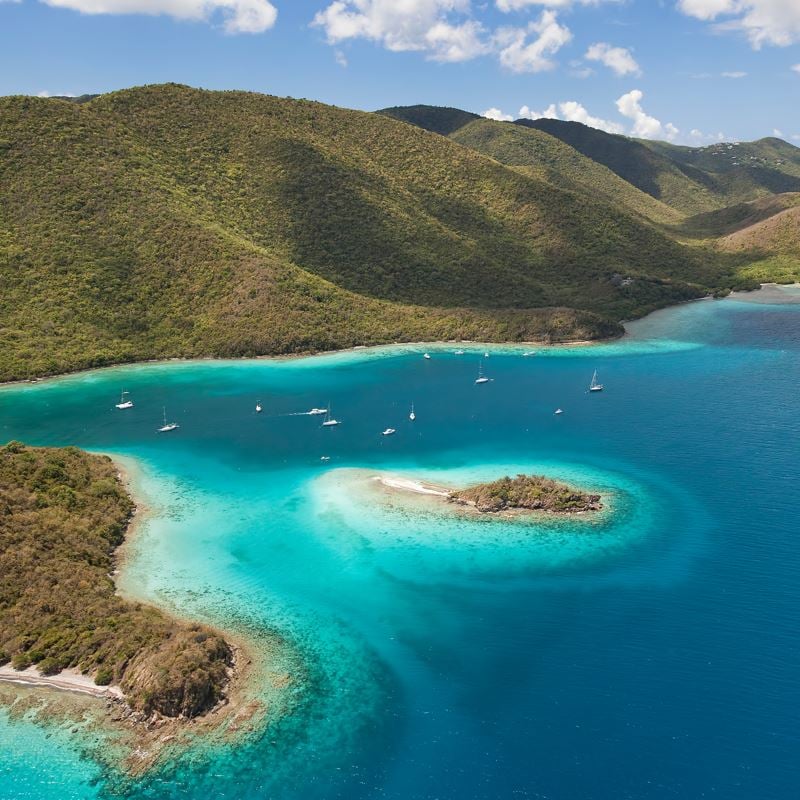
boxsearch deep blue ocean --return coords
[1,289,798,800]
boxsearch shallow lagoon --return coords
[1,289,799,799]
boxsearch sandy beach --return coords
[0,665,124,699]
[376,475,450,497]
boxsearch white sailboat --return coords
[115,390,133,410]
[409,403,416,421]
[308,408,328,415]
[423,353,431,360]
[554,408,564,415]
[255,402,262,413]
[475,361,490,384]
[321,405,341,427]
[589,370,604,392]
[382,428,396,436]
[157,407,179,433]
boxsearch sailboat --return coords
[589,370,604,392]
[409,403,416,421]
[157,407,179,433]
[475,361,490,384]
[321,405,341,427]
[115,390,133,410]
[308,407,328,415]
[554,408,564,415]
[423,353,431,360]
[255,402,262,413]
[382,428,396,436]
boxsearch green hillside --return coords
[1,84,741,381]
[379,104,479,136]
[676,193,800,284]
[516,118,800,214]
[0,442,232,718]
[447,117,681,224]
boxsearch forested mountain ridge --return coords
[0,85,784,381]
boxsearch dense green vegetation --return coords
[2,87,797,382]
[0,84,757,382]
[0,442,232,718]
[379,104,480,136]
[450,474,602,514]
[383,107,800,218]
[447,118,681,224]
[673,193,800,283]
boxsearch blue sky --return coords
[1,0,799,144]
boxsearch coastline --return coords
[0,665,123,699]
[4,283,793,390]
[0,449,303,777]
[372,470,606,520]
[0,335,606,390]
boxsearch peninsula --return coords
[0,442,232,720]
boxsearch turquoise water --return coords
[1,290,799,799]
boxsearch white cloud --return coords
[36,90,77,97]
[494,10,572,73]
[519,99,623,133]
[616,89,679,140]
[721,70,747,78]
[773,128,784,137]
[689,128,727,142]
[334,49,348,66]
[41,0,278,33]
[677,1,800,49]
[496,0,619,10]
[312,1,488,61]
[425,19,487,61]
[518,103,559,119]
[792,64,800,73]
[483,107,514,121]
[584,41,640,75]
[312,3,577,69]
[559,100,625,133]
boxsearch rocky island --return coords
[449,474,602,515]
[0,442,233,720]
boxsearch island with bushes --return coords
[449,474,602,515]
[0,441,232,720]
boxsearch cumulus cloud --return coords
[616,89,678,140]
[519,99,623,133]
[483,107,514,121]
[313,2,575,70]
[518,103,559,119]
[494,10,572,72]
[677,0,800,49]
[312,1,489,61]
[689,128,726,143]
[584,42,640,76]
[41,0,278,33]
[496,0,619,10]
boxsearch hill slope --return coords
[0,84,730,380]
[447,117,681,224]
[0,442,232,718]
[519,118,800,214]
